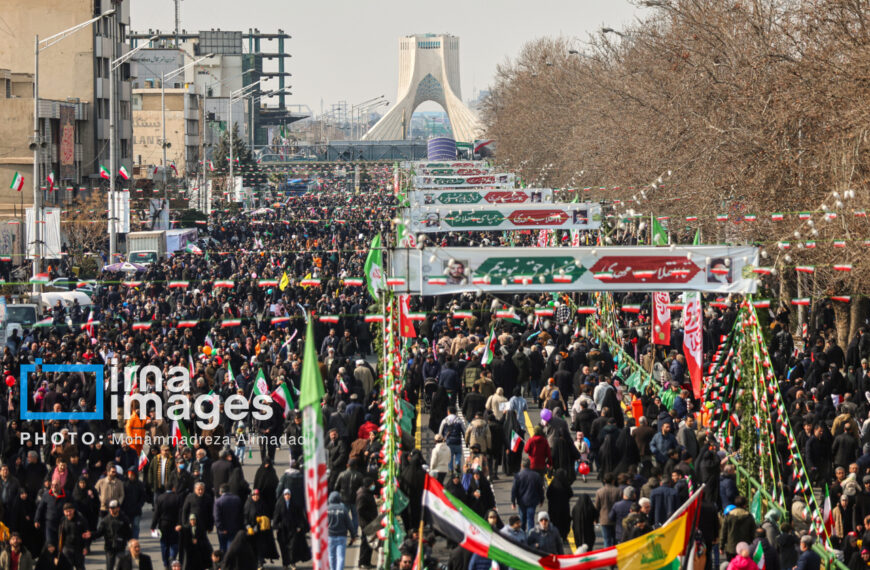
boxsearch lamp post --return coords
[108,36,157,262]
[32,9,115,290]
[350,95,385,140]
[161,53,213,227]
[228,80,263,201]
[355,99,389,140]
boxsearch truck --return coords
[126,228,198,264]
[126,231,167,265]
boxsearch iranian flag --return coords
[185,244,203,255]
[34,317,52,328]
[422,474,700,570]
[46,172,56,191]
[214,280,234,288]
[83,309,98,338]
[168,281,189,288]
[221,319,242,328]
[171,415,190,448]
[271,382,294,417]
[823,486,833,541]
[99,164,111,180]
[481,327,497,367]
[132,321,152,331]
[300,315,329,570]
[138,449,149,471]
[119,165,130,181]
[753,542,765,570]
[510,431,523,453]
[343,277,364,287]
[188,350,196,378]
[30,273,50,284]
[9,172,23,192]
[683,292,703,399]
[176,320,198,328]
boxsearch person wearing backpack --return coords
[438,406,466,472]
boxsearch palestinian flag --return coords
[119,165,130,181]
[214,280,234,288]
[9,172,23,192]
[481,327,497,367]
[343,277,364,287]
[176,320,198,328]
[168,281,189,288]
[510,431,523,453]
[185,244,203,255]
[422,474,699,570]
[132,321,153,331]
[33,317,53,328]
[221,319,242,328]
[99,164,111,180]
[271,382,294,416]
[138,449,149,471]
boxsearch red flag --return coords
[398,294,417,338]
[653,292,671,346]
[683,292,703,399]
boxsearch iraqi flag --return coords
[398,294,416,338]
[510,431,523,453]
[653,292,672,346]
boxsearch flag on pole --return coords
[683,292,703,399]
[188,350,196,378]
[138,449,149,471]
[823,485,833,541]
[84,309,97,338]
[481,326,497,367]
[653,292,671,346]
[692,228,701,245]
[185,244,203,255]
[300,314,329,570]
[271,382,294,417]
[119,165,130,181]
[99,164,111,180]
[753,541,765,570]
[46,172,55,191]
[171,415,190,448]
[510,431,523,453]
[170,163,178,176]
[252,369,269,399]
[398,294,416,338]
[651,214,668,245]
[9,172,23,192]
[364,233,385,299]
[279,271,290,291]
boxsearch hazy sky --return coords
[131,1,645,116]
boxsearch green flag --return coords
[364,233,385,299]
[651,215,668,246]
[749,488,763,523]
[693,228,701,245]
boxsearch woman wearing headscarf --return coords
[71,476,99,530]
[571,493,598,552]
[252,457,278,511]
[271,488,309,570]
[611,427,641,476]
[547,469,574,541]
[243,490,279,569]
[399,450,427,529]
[485,410,505,479]
[485,387,508,421]
[428,386,449,434]
[507,387,528,417]
[484,509,504,532]
[502,409,525,476]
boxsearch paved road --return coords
[79,397,601,569]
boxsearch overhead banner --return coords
[413,173,514,189]
[409,189,553,207]
[412,161,480,169]
[416,166,493,176]
[407,203,602,232]
[389,245,760,295]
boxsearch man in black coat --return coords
[114,539,154,570]
[151,485,182,570]
[58,503,90,570]
[122,467,147,539]
[210,449,236,497]
[213,484,243,553]
[461,385,486,421]
[356,478,378,569]
[93,500,132,570]
[180,482,214,532]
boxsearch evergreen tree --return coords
[213,123,253,168]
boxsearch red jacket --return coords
[524,435,552,471]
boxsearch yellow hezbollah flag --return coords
[279,271,290,291]
[615,507,687,569]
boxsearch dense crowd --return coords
[0,162,849,570]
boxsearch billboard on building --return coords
[59,105,75,181]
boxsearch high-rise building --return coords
[0,0,132,214]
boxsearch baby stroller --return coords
[422,377,439,413]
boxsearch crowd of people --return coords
[0,161,854,570]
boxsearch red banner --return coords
[398,294,417,338]
[653,292,671,346]
[683,292,703,398]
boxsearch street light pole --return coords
[33,10,115,290]
[228,80,262,202]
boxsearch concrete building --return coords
[0,0,132,213]
[132,88,200,177]
[363,34,482,142]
